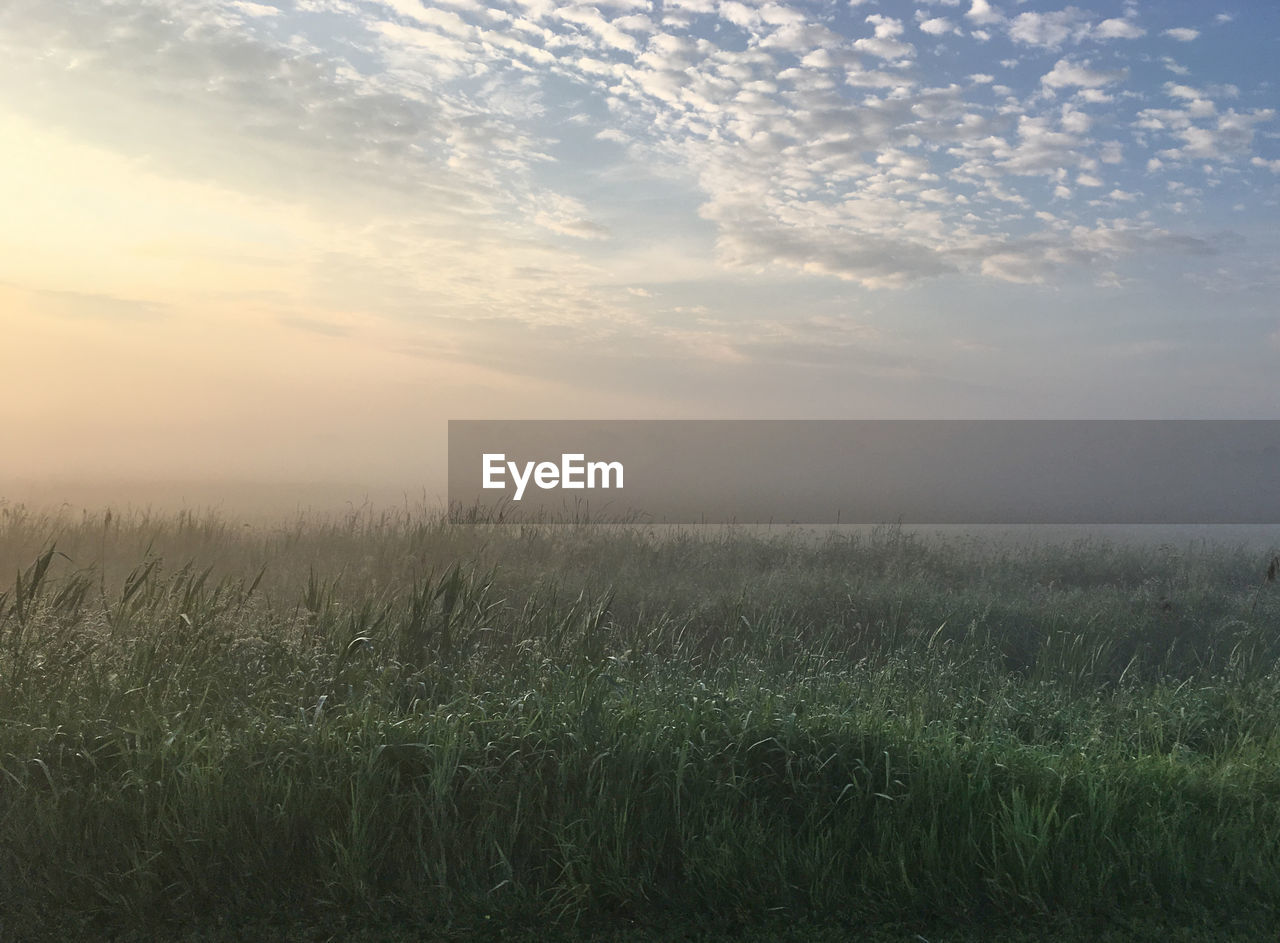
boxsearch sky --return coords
[2,0,1278,502]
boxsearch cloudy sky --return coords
[2,0,1278,496]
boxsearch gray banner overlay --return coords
[448,421,1280,524]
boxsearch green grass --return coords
[1,503,1279,940]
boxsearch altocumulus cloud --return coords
[2,0,1276,300]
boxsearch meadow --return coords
[2,503,1279,941]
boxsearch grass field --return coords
[2,504,1279,941]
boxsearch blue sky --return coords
[1,0,1278,488]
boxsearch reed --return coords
[1,504,1278,940]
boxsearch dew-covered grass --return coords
[2,504,1279,940]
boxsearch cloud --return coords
[1060,104,1091,134]
[555,5,643,54]
[1009,8,1149,47]
[232,2,282,17]
[1092,18,1145,40]
[18,286,170,321]
[707,202,960,288]
[965,0,1003,26]
[3,0,1271,315]
[278,316,353,337]
[1137,101,1274,162]
[1008,8,1093,49]
[854,15,915,60]
[971,113,1093,176]
[0,0,564,231]
[969,220,1224,284]
[535,215,612,239]
[918,16,960,37]
[1163,27,1201,42]
[1041,58,1127,90]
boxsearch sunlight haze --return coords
[2,0,1278,505]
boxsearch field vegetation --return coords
[2,504,1279,940]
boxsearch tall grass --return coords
[1,503,1279,939]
